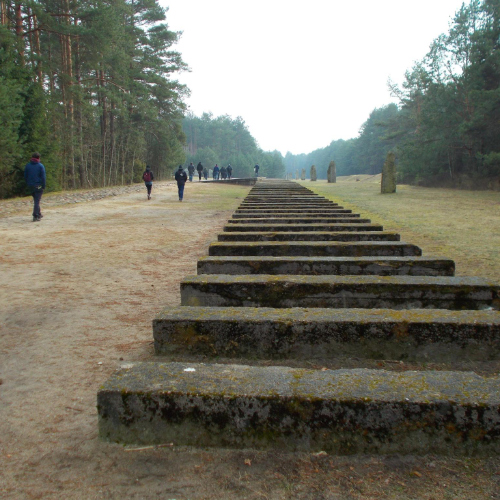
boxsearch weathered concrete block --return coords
[327,161,336,183]
[231,213,361,219]
[217,231,400,242]
[310,165,317,181]
[243,195,332,200]
[381,151,397,194]
[301,168,306,180]
[243,192,329,197]
[180,275,500,310]
[223,223,384,232]
[226,217,372,224]
[208,241,422,257]
[203,178,257,186]
[98,361,500,454]
[239,203,340,208]
[235,208,352,214]
[153,307,500,362]
[197,256,454,276]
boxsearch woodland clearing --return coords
[0,179,499,500]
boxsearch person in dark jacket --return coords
[174,165,188,201]
[254,164,260,177]
[227,164,233,179]
[142,165,154,199]
[213,164,220,180]
[24,152,46,222]
[220,166,227,180]
[203,166,208,180]
[196,162,203,181]
[187,162,195,182]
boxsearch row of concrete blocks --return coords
[98,179,500,454]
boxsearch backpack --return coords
[143,171,152,182]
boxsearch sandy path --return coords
[0,182,250,499]
[1,181,499,500]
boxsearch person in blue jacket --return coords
[24,152,46,222]
[213,164,220,180]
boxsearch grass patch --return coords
[302,177,500,281]
[182,183,251,210]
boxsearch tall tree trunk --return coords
[63,0,75,187]
[33,14,43,83]
[0,2,8,26]
[99,68,107,187]
[15,2,24,65]
[74,17,85,188]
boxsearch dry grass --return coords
[303,176,500,282]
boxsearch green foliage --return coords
[389,0,500,187]
[183,113,285,178]
[0,0,187,198]
[285,1,500,189]
[284,104,398,179]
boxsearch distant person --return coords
[227,164,233,179]
[254,164,260,177]
[220,166,227,180]
[175,165,188,201]
[142,165,154,200]
[24,152,46,222]
[203,166,208,180]
[196,161,203,181]
[213,164,220,180]
[187,162,195,182]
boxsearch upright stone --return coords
[301,168,306,181]
[310,165,317,181]
[327,161,336,183]
[381,152,396,194]
[295,170,299,180]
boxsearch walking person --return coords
[213,164,220,180]
[254,164,260,177]
[142,165,154,200]
[24,152,46,222]
[187,162,195,182]
[196,161,203,181]
[175,165,188,201]
[227,164,233,179]
[203,166,208,180]
[220,165,227,180]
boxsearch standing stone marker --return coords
[381,152,396,194]
[301,168,306,180]
[295,170,299,180]
[327,161,336,183]
[310,165,317,181]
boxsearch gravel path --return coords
[0,183,178,218]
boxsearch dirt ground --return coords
[1,181,499,500]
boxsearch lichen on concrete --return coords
[98,362,500,454]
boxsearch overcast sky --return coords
[160,0,467,155]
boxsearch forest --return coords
[182,113,284,178]
[0,0,191,199]
[0,0,284,199]
[285,0,500,189]
[1,0,498,198]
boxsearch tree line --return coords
[3,0,496,198]
[0,0,284,199]
[285,0,500,189]
[182,112,285,178]
[0,0,187,199]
